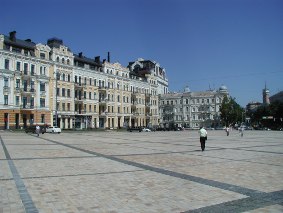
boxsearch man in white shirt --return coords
[36,125,40,137]
[199,127,208,151]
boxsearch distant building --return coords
[246,101,262,112]
[270,91,283,103]
[159,85,229,129]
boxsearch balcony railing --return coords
[3,86,10,93]
[20,104,34,109]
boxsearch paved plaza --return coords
[0,129,283,213]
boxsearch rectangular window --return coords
[31,64,35,75]
[62,103,65,111]
[67,103,70,111]
[30,97,34,108]
[67,89,70,97]
[41,114,45,123]
[40,53,45,59]
[94,105,96,112]
[62,88,65,97]
[89,78,92,85]
[57,88,60,96]
[16,79,20,89]
[84,91,86,99]
[24,63,28,74]
[89,92,91,99]
[89,105,91,112]
[40,98,45,107]
[5,59,9,69]
[4,77,9,87]
[40,82,45,91]
[16,62,21,71]
[4,95,8,105]
[16,96,20,106]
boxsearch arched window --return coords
[62,73,65,81]
[68,74,71,82]
[67,59,70,65]
[62,58,65,64]
[56,57,59,62]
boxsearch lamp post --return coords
[55,71,59,127]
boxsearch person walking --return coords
[199,127,208,151]
[36,124,40,137]
[239,126,244,137]
[226,127,230,136]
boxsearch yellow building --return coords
[0,31,169,130]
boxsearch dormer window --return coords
[62,58,65,64]
[40,53,45,59]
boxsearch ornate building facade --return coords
[159,86,229,129]
[0,31,169,130]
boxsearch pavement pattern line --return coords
[183,189,283,213]
[35,135,283,212]
[0,169,145,181]
[0,135,39,213]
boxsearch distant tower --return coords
[184,85,190,93]
[262,83,270,105]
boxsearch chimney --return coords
[107,52,110,62]
[78,52,83,58]
[103,59,106,63]
[9,31,16,41]
[95,56,100,63]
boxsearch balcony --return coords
[21,71,36,80]
[20,104,34,110]
[74,83,86,89]
[98,86,107,92]
[3,86,10,93]
[99,111,108,116]
[21,87,36,95]
[14,87,21,94]
[74,97,84,102]
[99,98,108,104]
[40,91,46,96]
[37,74,49,80]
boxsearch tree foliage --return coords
[248,101,283,129]
[220,96,244,126]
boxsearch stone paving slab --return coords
[0,130,282,212]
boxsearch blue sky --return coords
[1,0,282,106]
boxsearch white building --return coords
[159,85,229,129]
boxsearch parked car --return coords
[25,125,47,134]
[46,126,62,134]
[142,128,151,132]
[127,127,142,132]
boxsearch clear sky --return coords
[1,0,282,107]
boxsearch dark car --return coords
[127,127,142,132]
[25,125,47,134]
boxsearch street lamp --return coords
[55,71,59,127]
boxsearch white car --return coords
[142,128,151,132]
[46,126,61,134]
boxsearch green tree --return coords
[250,101,283,129]
[220,96,244,127]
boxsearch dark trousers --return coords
[200,137,206,151]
